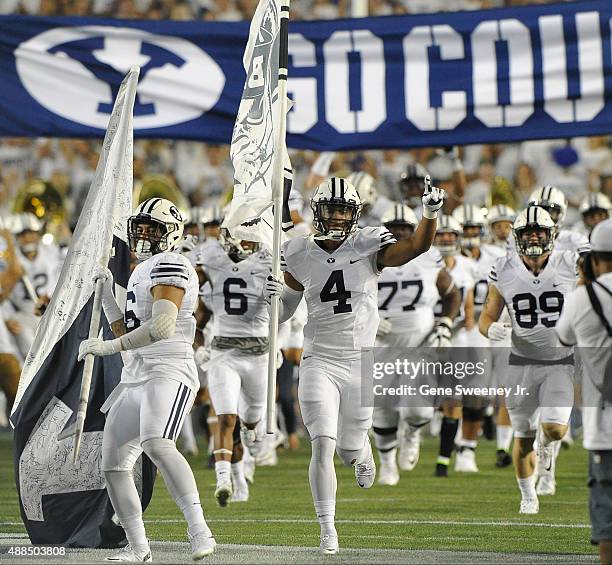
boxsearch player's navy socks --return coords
[439,417,459,460]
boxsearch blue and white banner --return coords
[0,0,610,150]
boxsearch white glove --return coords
[277,349,284,369]
[263,275,283,304]
[78,337,119,361]
[488,322,511,341]
[422,175,445,219]
[194,345,211,366]
[92,264,112,284]
[376,318,393,337]
[425,317,453,348]
[179,234,198,253]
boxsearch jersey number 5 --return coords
[320,270,352,314]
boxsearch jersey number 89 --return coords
[512,291,564,329]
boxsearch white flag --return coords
[222,0,290,249]
[12,66,139,415]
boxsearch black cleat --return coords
[434,463,449,477]
[495,449,512,468]
[483,415,496,441]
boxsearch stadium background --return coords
[0,0,609,562]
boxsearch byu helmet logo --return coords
[15,26,225,129]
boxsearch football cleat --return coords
[106,542,152,562]
[536,430,554,474]
[454,448,479,473]
[398,427,421,471]
[434,463,449,478]
[378,462,400,486]
[243,457,255,484]
[495,449,512,468]
[519,498,539,514]
[536,475,556,496]
[355,440,376,488]
[215,481,233,508]
[320,533,340,555]
[189,530,216,560]
[232,486,249,502]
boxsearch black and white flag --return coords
[10,67,155,548]
[222,0,293,250]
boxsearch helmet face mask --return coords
[461,224,484,249]
[311,178,362,241]
[435,231,459,256]
[583,208,609,230]
[128,198,184,260]
[385,222,414,241]
[399,163,428,207]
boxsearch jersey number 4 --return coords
[320,270,352,314]
[512,291,564,329]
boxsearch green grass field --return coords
[0,432,597,558]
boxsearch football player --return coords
[451,204,505,472]
[264,176,444,554]
[479,206,577,514]
[78,198,216,561]
[346,172,392,228]
[432,215,478,477]
[0,223,23,423]
[573,193,611,236]
[4,213,61,357]
[374,204,461,485]
[399,163,430,219]
[488,205,516,248]
[197,229,272,506]
[526,186,590,255]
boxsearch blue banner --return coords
[0,1,610,150]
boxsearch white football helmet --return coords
[513,206,556,257]
[346,171,378,208]
[487,205,516,225]
[311,177,362,240]
[452,204,487,249]
[579,193,611,215]
[128,198,184,259]
[528,186,568,226]
[381,203,418,227]
[435,215,462,256]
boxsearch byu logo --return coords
[15,26,226,129]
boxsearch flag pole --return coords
[266,0,290,435]
[72,274,105,462]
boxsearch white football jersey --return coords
[434,253,476,325]
[122,251,199,363]
[0,309,19,356]
[472,244,505,316]
[198,240,271,338]
[490,251,577,361]
[9,243,61,312]
[378,247,443,334]
[281,227,396,359]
